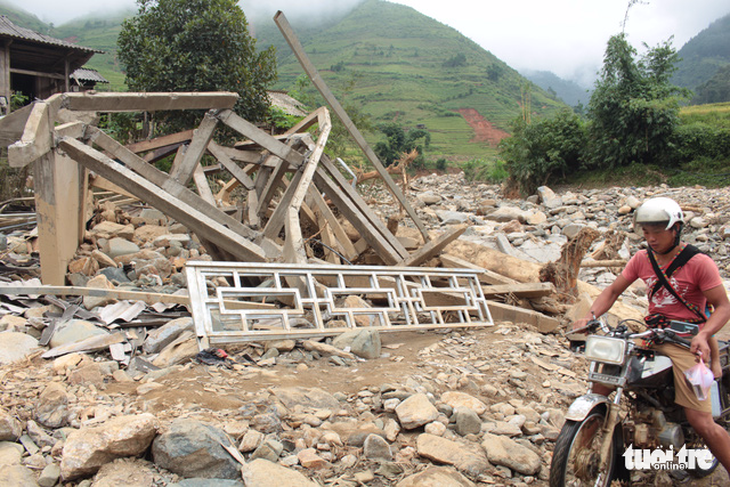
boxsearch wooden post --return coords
[274,11,430,243]
[34,150,84,285]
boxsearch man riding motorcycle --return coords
[572,196,730,473]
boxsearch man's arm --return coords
[692,285,730,358]
[572,275,633,331]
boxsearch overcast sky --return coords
[16,0,730,86]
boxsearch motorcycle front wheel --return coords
[549,408,620,487]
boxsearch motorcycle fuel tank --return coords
[627,354,674,388]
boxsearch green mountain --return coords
[0,0,47,32]
[520,69,591,108]
[673,13,730,97]
[251,0,568,158]
[52,10,135,89]
[2,0,570,158]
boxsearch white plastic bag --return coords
[684,356,714,401]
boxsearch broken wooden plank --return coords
[0,284,189,305]
[0,103,34,148]
[481,282,556,299]
[169,110,218,185]
[59,137,268,262]
[86,127,260,242]
[397,225,467,267]
[126,129,194,154]
[487,300,560,334]
[61,92,239,112]
[207,140,256,190]
[216,109,305,166]
[439,254,520,286]
[274,11,430,243]
[8,102,52,167]
[319,155,409,258]
[192,164,217,205]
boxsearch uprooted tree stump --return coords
[540,227,601,301]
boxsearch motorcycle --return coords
[549,318,730,486]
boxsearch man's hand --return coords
[572,318,591,334]
[690,334,711,363]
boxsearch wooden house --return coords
[0,15,103,114]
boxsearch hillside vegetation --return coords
[251,0,567,159]
[673,13,730,93]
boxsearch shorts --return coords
[653,342,712,414]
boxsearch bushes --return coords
[499,110,587,194]
[671,122,730,163]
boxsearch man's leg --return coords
[685,407,730,473]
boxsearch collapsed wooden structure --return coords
[0,11,565,348]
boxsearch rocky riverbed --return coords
[1,174,729,486]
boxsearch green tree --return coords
[588,34,689,168]
[374,123,430,167]
[499,110,587,194]
[117,0,277,131]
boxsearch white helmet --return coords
[634,197,684,231]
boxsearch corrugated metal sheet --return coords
[71,67,109,83]
[0,15,102,53]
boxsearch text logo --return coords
[623,444,714,470]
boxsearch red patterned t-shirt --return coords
[621,249,722,322]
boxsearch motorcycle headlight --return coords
[584,336,626,364]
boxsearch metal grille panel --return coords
[185,261,493,348]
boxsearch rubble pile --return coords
[1,177,730,486]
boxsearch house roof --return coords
[71,67,109,84]
[267,90,307,117]
[0,15,102,54]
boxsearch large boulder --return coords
[60,413,159,480]
[152,418,240,480]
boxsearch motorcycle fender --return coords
[565,393,611,422]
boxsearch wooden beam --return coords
[274,11,430,243]
[61,92,239,112]
[8,102,52,167]
[0,284,190,305]
[86,127,260,242]
[305,186,358,262]
[319,155,409,258]
[282,108,332,261]
[169,110,218,185]
[33,149,84,285]
[59,138,268,263]
[126,130,194,154]
[207,140,255,190]
[481,282,556,299]
[192,164,217,206]
[397,225,467,267]
[216,109,305,166]
[313,167,403,265]
[439,254,520,286]
[0,103,34,148]
[487,300,560,334]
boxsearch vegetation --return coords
[587,34,689,169]
[255,0,567,159]
[692,65,730,105]
[498,33,730,193]
[672,13,730,92]
[117,0,277,131]
[499,110,586,193]
[373,123,430,167]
